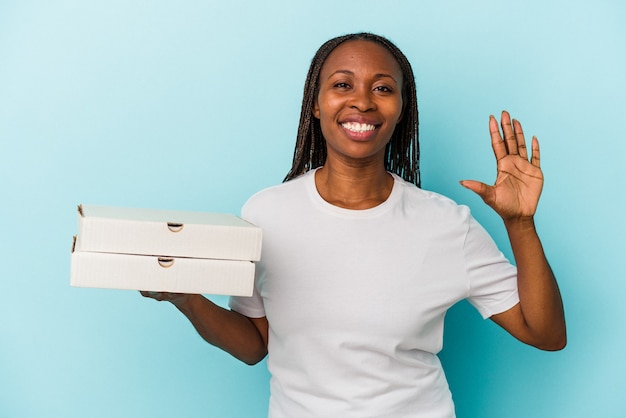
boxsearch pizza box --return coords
[70,249,255,296]
[74,204,262,261]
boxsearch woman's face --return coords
[313,40,404,166]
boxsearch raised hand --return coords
[461,111,543,221]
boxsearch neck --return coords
[315,161,393,210]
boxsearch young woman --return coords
[142,33,566,417]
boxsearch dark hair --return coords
[283,32,420,187]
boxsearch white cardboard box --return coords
[74,204,262,261]
[70,204,261,296]
[70,250,255,296]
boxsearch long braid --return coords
[284,33,420,187]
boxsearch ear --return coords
[312,98,321,119]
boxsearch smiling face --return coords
[313,40,404,167]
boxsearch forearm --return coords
[171,294,267,365]
[505,217,566,350]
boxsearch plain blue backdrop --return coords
[1,0,625,417]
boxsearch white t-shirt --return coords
[230,169,519,418]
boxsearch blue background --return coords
[1,1,625,417]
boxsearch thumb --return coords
[460,180,494,205]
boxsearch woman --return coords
[143,33,565,417]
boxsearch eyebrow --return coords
[328,70,399,84]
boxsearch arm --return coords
[141,292,268,364]
[460,111,566,351]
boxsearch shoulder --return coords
[241,171,313,222]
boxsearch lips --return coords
[338,115,381,140]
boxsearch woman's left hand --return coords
[461,110,543,221]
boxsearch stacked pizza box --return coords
[70,204,262,296]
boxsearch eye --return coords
[333,82,351,89]
[374,85,393,93]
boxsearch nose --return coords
[348,85,376,112]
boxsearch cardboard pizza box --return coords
[74,204,262,261]
[70,248,255,296]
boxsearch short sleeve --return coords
[228,200,266,318]
[228,263,266,318]
[464,216,519,319]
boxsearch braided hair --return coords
[283,32,420,187]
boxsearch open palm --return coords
[462,111,543,221]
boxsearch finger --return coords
[500,110,518,155]
[513,119,528,160]
[531,136,541,168]
[460,180,495,206]
[489,115,507,161]
[140,290,163,300]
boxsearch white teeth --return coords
[341,122,376,133]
